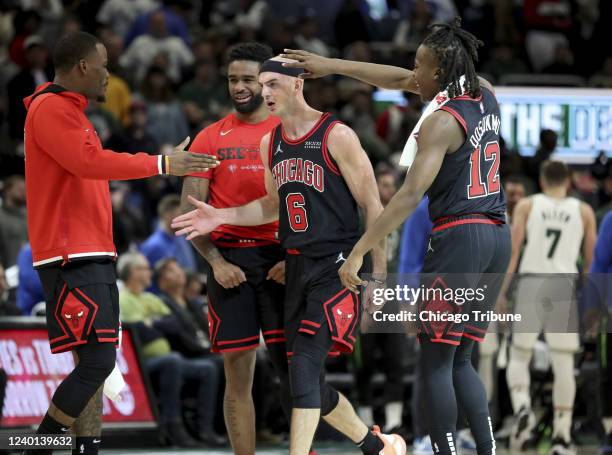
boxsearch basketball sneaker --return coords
[510,406,536,451]
[412,435,434,455]
[373,425,407,454]
[549,437,576,455]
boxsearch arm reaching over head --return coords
[338,110,459,293]
[280,49,419,92]
[172,133,280,240]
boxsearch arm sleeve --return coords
[187,127,215,179]
[33,99,160,180]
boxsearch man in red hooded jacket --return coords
[22,31,218,455]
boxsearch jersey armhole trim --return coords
[267,128,276,170]
[438,106,468,135]
[321,120,342,176]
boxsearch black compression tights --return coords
[419,336,495,455]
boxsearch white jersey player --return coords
[502,160,597,455]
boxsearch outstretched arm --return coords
[280,49,419,92]
[172,133,280,239]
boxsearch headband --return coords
[260,59,304,77]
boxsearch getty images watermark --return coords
[359,273,611,334]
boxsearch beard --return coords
[97,94,107,103]
[233,93,263,114]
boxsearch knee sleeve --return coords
[52,342,116,417]
[290,350,324,409]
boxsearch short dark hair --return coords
[158,194,181,217]
[53,31,100,72]
[541,160,570,186]
[226,42,273,66]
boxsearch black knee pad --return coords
[290,351,324,409]
[320,382,339,416]
[52,342,116,417]
[75,342,117,384]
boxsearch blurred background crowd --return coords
[0,0,610,451]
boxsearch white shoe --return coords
[457,429,477,453]
[549,437,576,455]
[373,425,407,454]
[510,406,536,451]
[413,435,434,455]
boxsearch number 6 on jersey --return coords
[286,192,308,231]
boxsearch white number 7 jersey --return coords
[519,194,584,273]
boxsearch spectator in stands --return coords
[100,33,132,126]
[108,100,160,156]
[16,243,44,315]
[376,92,422,153]
[96,0,159,39]
[117,252,223,447]
[0,262,20,316]
[110,182,149,254]
[523,129,558,190]
[140,194,197,272]
[119,10,194,84]
[504,176,528,221]
[124,0,190,47]
[6,35,50,141]
[137,66,190,147]
[523,0,572,72]
[542,43,575,74]
[481,45,529,82]
[394,0,434,51]
[178,59,227,130]
[333,0,371,51]
[8,9,41,68]
[295,15,331,58]
[154,257,226,446]
[0,175,27,268]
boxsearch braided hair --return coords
[422,17,484,98]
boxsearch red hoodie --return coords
[24,83,164,267]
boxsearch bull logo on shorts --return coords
[336,308,353,327]
[64,309,85,329]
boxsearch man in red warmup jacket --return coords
[22,31,218,455]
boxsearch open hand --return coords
[280,49,336,79]
[171,195,224,240]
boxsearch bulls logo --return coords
[64,309,85,329]
[336,307,353,327]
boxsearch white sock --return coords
[358,406,374,428]
[550,350,576,442]
[506,345,533,413]
[384,401,403,431]
[602,418,612,434]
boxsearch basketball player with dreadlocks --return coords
[282,17,511,455]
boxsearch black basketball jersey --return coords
[268,113,360,257]
[427,87,507,222]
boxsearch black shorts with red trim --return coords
[418,214,510,346]
[206,243,285,353]
[285,249,361,358]
[37,259,120,354]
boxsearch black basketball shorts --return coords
[284,249,361,359]
[206,244,285,353]
[37,259,120,354]
[418,214,511,346]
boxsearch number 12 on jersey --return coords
[286,192,309,232]
[467,141,501,199]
